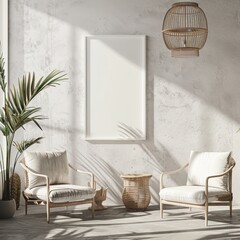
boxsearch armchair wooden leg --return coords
[230,201,232,217]
[25,199,28,215]
[160,199,163,219]
[65,206,68,213]
[23,193,28,215]
[205,201,208,226]
[91,199,95,219]
[47,202,50,224]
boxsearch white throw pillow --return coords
[187,151,231,190]
[24,150,69,189]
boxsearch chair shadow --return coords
[196,231,240,240]
[69,150,123,204]
[30,205,156,220]
[190,209,240,225]
[161,208,240,226]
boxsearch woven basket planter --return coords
[121,174,152,210]
[11,173,21,210]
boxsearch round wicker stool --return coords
[121,174,152,211]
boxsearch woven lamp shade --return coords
[162,2,208,57]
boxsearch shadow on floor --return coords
[1,205,240,240]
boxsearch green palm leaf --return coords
[0,54,6,92]
[13,137,43,153]
[4,107,46,133]
[3,70,67,134]
[6,70,67,115]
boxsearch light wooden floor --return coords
[0,205,240,240]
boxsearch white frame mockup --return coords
[85,35,146,140]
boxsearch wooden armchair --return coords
[159,151,235,226]
[20,151,96,223]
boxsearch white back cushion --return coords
[187,151,231,190]
[24,150,69,189]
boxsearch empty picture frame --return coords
[86,35,146,140]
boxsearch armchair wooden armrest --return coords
[68,163,96,189]
[20,160,50,206]
[160,163,189,190]
[205,163,235,194]
[20,160,49,184]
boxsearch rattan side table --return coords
[121,174,152,211]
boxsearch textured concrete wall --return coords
[9,0,240,205]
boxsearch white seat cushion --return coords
[24,151,70,189]
[187,151,231,190]
[24,184,96,203]
[160,186,228,205]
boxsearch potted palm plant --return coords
[0,54,67,218]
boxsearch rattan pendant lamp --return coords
[162,2,208,57]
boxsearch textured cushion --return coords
[187,151,231,190]
[160,186,228,205]
[24,151,69,189]
[24,184,96,203]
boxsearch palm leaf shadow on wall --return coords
[71,151,123,204]
[117,122,144,140]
